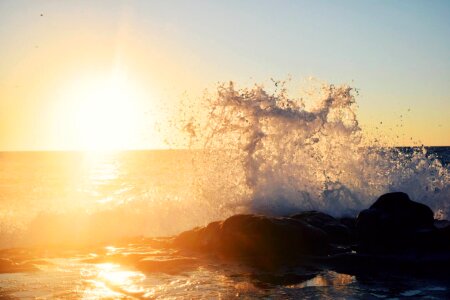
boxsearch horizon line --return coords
[1,145,450,153]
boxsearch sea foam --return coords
[182,81,449,218]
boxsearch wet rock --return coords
[438,225,450,249]
[339,217,356,231]
[174,221,222,252]
[434,219,450,229]
[356,192,435,253]
[174,214,328,268]
[339,217,358,244]
[290,211,351,245]
[319,251,450,277]
[173,192,448,269]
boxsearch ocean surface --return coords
[0,147,449,299]
[0,84,449,298]
[0,147,448,248]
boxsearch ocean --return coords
[0,84,449,298]
[0,147,449,299]
[0,147,448,248]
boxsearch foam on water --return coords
[183,81,449,218]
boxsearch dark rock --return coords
[356,192,435,253]
[318,252,450,277]
[174,221,222,252]
[369,192,434,228]
[434,219,450,229]
[339,217,358,244]
[290,211,336,225]
[290,211,352,245]
[339,217,356,230]
[438,225,450,249]
[173,192,448,270]
[174,214,328,268]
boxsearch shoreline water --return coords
[1,192,449,299]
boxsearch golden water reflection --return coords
[82,151,121,205]
[84,152,120,182]
[80,263,151,299]
[288,271,355,289]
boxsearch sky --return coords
[0,0,449,150]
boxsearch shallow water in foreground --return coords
[1,241,449,299]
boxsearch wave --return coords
[182,80,449,218]
[0,79,448,248]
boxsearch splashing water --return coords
[0,80,448,248]
[182,80,449,218]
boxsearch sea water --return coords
[0,82,449,298]
[0,148,448,249]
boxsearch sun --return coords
[61,69,146,151]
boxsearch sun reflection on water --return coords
[84,152,120,182]
[82,151,121,204]
[80,263,150,299]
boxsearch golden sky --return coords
[0,1,449,150]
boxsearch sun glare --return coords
[61,69,147,151]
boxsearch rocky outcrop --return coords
[173,192,449,270]
[290,211,352,245]
[356,192,436,253]
[174,214,328,268]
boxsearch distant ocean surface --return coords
[399,146,450,166]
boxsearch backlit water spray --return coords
[0,80,448,248]
[183,80,449,219]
